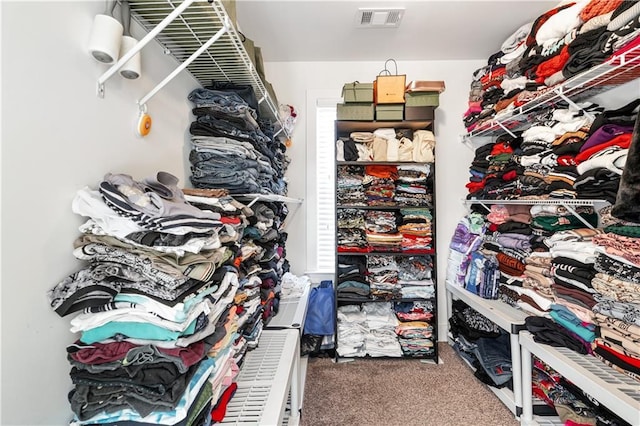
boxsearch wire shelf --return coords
[463,198,608,206]
[125,0,288,138]
[463,43,640,141]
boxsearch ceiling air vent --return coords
[356,7,405,28]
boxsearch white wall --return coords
[264,60,483,341]
[1,2,199,424]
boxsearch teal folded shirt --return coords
[80,317,199,344]
[549,310,595,343]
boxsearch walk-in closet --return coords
[1,1,639,425]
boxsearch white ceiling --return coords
[235,0,560,62]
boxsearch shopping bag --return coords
[303,280,335,336]
[375,59,406,104]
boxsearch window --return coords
[305,91,340,275]
[315,103,337,272]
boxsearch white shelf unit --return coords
[100,0,289,139]
[264,282,311,417]
[221,329,301,425]
[446,281,529,417]
[462,43,640,144]
[520,331,640,426]
[266,282,310,331]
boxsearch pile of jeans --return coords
[47,171,267,425]
[187,87,288,195]
[450,300,513,388]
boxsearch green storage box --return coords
[342,82,374,103]
[376,104,404,121]
[405,91,440,107]
[337,102,375,121]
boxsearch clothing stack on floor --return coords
[449,300,513,389]
[48,172,255,425]
[463,1,640,133]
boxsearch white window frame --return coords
[305,90,341,276]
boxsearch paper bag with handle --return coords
[375,59,406,104]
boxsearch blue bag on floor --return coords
[303,280,335,336]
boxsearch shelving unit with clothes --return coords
[49,1,309,423]
[449,5,640,424]
[333,118,439,361]
[520,331,640,426]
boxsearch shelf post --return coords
[495,120,517,138]
[555,89,596,121]
[560,202,595,230]
[520,342,537,426]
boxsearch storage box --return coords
[405,106,435,121]
[342,82,374,103]
[376,104,404,121]
[405,91,440,107]
[375,74,406,104]
[337,103,375,121]
[405,80,446,93]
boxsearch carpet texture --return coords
[300,343,519,426]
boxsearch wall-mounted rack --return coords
[461,43,640,145]
[96,0,289,139]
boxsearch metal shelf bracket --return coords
[137,20,229,110]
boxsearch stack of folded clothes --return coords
[462,1,640,132]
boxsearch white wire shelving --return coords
[97,0,289,139]
[462,43,640,144]
[520,331,640,426]
[220,329,301,425]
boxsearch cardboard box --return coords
[404,106,435,121]
[342,82,374,103]
[406,80,446,93]
[337,103,375,121]
[405,91,440,107]
[376,104,404,120]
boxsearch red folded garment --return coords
[574,133,632,163]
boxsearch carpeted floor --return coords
[299,343,519,426]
